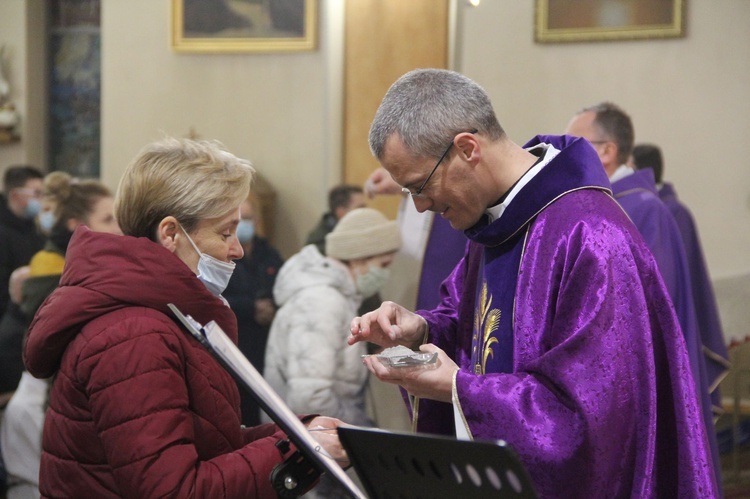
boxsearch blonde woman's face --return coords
[85,196,122,235]
[176,206,244,274]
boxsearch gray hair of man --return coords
[115,137,255,240]
[368,68,506,162]
[579,102,634,167]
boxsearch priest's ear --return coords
[455,131,481,166]
[598,141,620,170]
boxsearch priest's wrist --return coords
[407,314,429,350]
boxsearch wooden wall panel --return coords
[343,0,449,218]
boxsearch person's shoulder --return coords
[544,188,625,227]
[0,218,20,239]
[284,282,352,318]
[28,249,66,277]
[253,236,283,259]
[81,306,181,348]
[535,189,645,250]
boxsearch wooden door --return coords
[343,0,449,218]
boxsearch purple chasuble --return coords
[416,215,468,311]
[413,135,717,498]
[612,169,722,491]
[658,181,729,406]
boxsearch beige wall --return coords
[1,0,747,280]
[456,1,750,280]
[100,0,344,257]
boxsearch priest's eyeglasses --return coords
[401,129,478,198]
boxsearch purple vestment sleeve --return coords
[613,169,723,492]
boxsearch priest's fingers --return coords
[362,354,401,381]
[349,313,380,345]
[349,303,399,346]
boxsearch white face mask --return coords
[181,226,236,297]
[356,265,390,299]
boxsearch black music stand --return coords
[338,426,536,499]
[168,304,366,498]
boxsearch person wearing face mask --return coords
[20,172,121,319]
[0,165,45,319]
[224,191,284,427]
[21,137,349,498]
[0,171,120,499]
[264,207,400,426]
[0,189,83,398]
[263,207,400,499]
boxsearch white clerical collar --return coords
[485,142,560,223]
[609,164,634,183]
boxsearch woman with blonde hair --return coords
[22,138,347,498]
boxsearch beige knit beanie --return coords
[325,207,401,260]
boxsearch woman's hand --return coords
[254,298,276,326]
[306,416,350,468]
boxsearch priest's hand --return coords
[348,300,427,350]
[363,167,402,198]
[362,344,458,403]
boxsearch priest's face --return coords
[380,134,483,231]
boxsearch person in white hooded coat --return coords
[264,208,401,427]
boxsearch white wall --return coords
[456,1,750,280]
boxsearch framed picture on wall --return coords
[535,0,685,43]
[172,0,317,53]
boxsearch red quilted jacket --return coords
[24,227,297,498]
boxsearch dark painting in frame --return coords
[172,0,317,53]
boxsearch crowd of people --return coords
[0,67,731,498]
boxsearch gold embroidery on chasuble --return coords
[473,280,501,375]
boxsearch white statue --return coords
[0,45,20,131]
[0,45,10,104]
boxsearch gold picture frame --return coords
[172,0,317,53]
[535,0,685,43]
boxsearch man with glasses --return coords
[566,103,724,493]
[348,69,716,497]
[0,165,45,316]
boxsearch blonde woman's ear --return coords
[157,216,179,252]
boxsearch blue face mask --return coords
[38,211,56,233]
[24,198,41,219]
[236,219,255,244]
[180,226,236,297]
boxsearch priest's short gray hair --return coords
[368,68,505,162]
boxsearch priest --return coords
[350,69,718,498]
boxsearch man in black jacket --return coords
[0,165,45,316]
